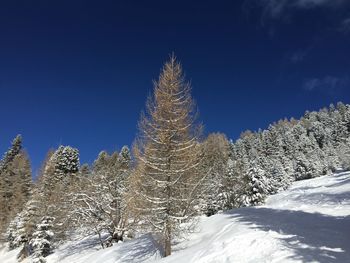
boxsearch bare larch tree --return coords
[133,55,203,257]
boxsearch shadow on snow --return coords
[226,208,350,263]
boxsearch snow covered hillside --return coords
[2,171,350,263]
[161,171,350,263]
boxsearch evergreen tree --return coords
[51,146,79,185]
[9,151,33,215]
[6,197,40,260]
[225,102,350,207]
[200,133,230,216]
[0,135,22,174]
[244,157,269,205]
[30,216,55,263]
[33,146,79,245]
[0,135,33,234]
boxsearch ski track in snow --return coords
[1,171,350,262]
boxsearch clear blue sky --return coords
[0,0,349,174]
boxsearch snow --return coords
[1,171,350,262]
[162,171,350,263]
[0,244,22,263]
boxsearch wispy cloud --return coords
[303,76,349,95]
[286,44,315,64]
[258,0,347,18]
[296,0,345,8]
[289,50,308,64]
[340,18,350,34]
[245,0,350,39]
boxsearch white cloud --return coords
[303,76,349,95]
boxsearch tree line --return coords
[0,56,349,262]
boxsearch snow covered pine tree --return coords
[30,216,55,263]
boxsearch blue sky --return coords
[0,0,349,174]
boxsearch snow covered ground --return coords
[1,171,350,262]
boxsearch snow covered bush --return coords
[69,147,132,248]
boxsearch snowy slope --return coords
[47,234,161,263]
[1,171,350,263]
[0,244,23,263]
[161,171,350,263]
